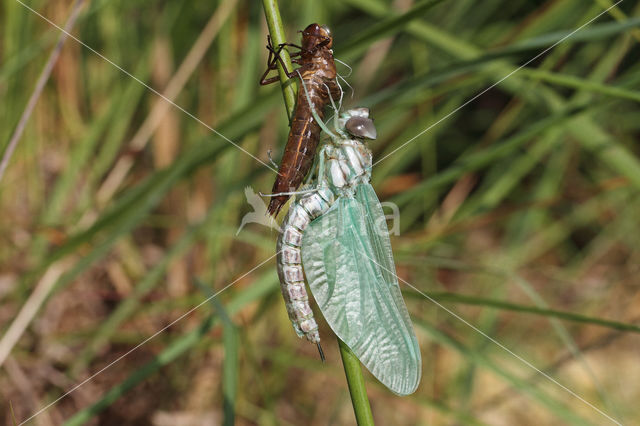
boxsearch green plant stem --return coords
[339,338,375,426]
[261,0,297,120]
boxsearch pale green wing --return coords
[301,184,421,395]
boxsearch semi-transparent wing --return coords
[301,184,421,395]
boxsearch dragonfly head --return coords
[342,108,377,140]
[301,23,333,51]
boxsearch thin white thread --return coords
[334,58,353,77]
[357,248,622,425]
[13,0,277,173]
[18,253,278,425]
[373,0,625,167]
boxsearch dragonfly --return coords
[276,85,422,395]
[260,23,342,217]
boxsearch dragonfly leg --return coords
[289,50,302,65]
[259,47,280,85]
[260,37,300,85]
[266,149,279,168]
[277,42,302,50]
[271,47,299,79]
[259,74,281,85]
[305,36,331,55]
[275,42,302,55]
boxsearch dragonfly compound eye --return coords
[345,117,377,140]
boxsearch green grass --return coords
[1,0,640,424]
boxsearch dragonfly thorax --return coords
[320,138,372,195]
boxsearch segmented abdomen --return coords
[267,75,340,217]
[276,187,335,343]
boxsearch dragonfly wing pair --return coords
[301,184,422,395]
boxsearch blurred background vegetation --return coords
[1,0,640,424]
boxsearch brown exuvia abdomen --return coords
[267,73,339,217]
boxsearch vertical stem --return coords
[339,339,375,425]
[261,0,297,120]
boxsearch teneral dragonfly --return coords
[276,99,421,395]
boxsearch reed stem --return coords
[339,338,375,425]
[261,0,297,120]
